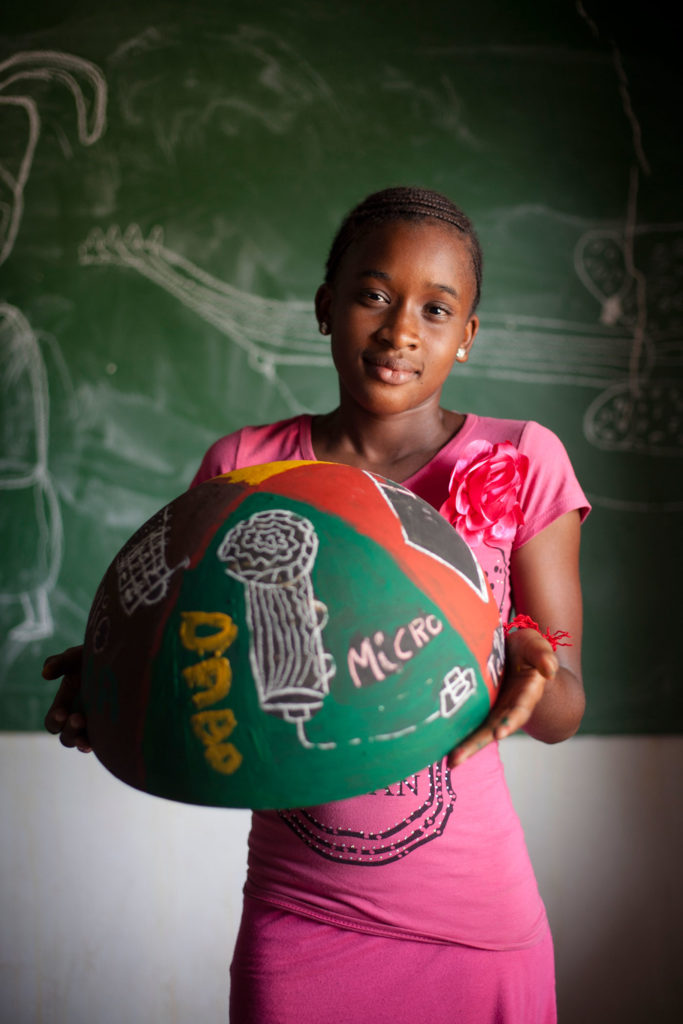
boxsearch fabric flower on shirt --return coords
[439,440,529,548]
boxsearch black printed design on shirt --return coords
[278,761,456,865]
[483,545,509,615]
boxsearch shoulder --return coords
[190,415,310,487]
[515,422,590,544]
[518,420,572,459]
[460,414,589,543]
[464,414,574,464]
[462,414,553,448]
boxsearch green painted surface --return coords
[142,495,490,808]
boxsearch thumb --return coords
[507,627,559,679]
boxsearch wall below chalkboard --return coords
[1,0,681,732]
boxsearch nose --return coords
[378,301,420,350]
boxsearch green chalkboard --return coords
[1,1,680,733]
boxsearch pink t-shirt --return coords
[192,413,590,950]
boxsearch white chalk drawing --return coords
[0,304,62,641]
[87,585,111,655]
[419,11,683,470]
[0,51,107,646]
[439,666,477,719]
[574,229,635,328]
[347,615,444,690]
[116,505,189,616]
[0,50,107,265]
[464,217,683,462]
[78,224,331,412]
[572,6,682,459]
[216,507,491,751]
[78,218,682,465]
[218,509,336,741]
[574,221,683,456]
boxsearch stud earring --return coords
[456,347,467,359]
[319,322,330,336]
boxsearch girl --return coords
[45,186,589,1023]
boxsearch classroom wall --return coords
[2,732,682,1023]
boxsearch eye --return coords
[425,302,451,318]
[360,289,389,304]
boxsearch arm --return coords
[449,509,585,766]
[510,507,585,742]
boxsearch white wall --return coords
[1,733,681,1023]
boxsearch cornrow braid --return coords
[324,186,483,312]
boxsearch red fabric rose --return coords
[439,440,529,547]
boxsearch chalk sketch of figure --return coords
[0,305,62,640]
[0,52,107,642]
[0,50,107,265]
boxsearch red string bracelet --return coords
[502,614,572,652]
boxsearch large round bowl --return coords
[81,460,503,809]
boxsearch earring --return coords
[456,347,467,359]
[319,322,330,336]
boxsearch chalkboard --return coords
[1,0,680,733]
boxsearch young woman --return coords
[45,186,589,1023]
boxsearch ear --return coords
[315,284,333,334]
[456,314,479,362]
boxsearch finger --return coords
[528,649,558,679]
[44,703,68,734]
[448,725,495,767]
[58,713,92,753]
[44,675,78,733]
[449,674,546,767]
[448,704,529,766]
[43,670,87,746]
[506,630,559,679]
[491,701,536,741]
[42,645,84,680]
[448,706,530,767]
[491,671,548,737]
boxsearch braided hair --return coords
[324,186,483,313]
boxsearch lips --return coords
[363,353,419,385]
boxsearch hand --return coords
[448,628,558,767]
[42,645,92,752]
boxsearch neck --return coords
[312,395,464,480]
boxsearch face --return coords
[316,220,479,418]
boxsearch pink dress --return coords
[192,413,590,1023]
